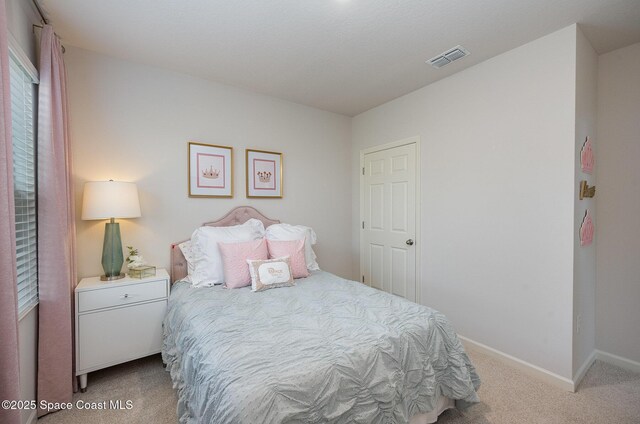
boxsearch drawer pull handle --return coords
[122,294,132,299]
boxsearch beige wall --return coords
[5,0,37,61]
[65,47,353,280]
[352,26,579,379]
[596,42,640,363]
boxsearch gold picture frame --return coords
[188,141,234,198]
[245,149,283,198]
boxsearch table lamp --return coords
[81,180,141,281]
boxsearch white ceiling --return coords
[40,0,640,116]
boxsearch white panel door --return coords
[361,143,417,301]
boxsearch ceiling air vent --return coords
[427,45,470,69]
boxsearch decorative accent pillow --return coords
[265,223,320,271]
[266,239,309,279]
[190,218,265,287]
[219,238,268,288]
[178,241,196,283]
[247,257,295,292]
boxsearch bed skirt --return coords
[410,396,455,424]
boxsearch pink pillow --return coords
[266,239,309,279]
[219,238,268,288]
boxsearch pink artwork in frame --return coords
[196,153,225,189]
[246,149,283,198]
[253,159,276,191]
[580,137,594,174]
[188,142,233,198]
[580,209,594,247]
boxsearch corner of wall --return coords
[572,24,598,377]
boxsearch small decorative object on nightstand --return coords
[75,269,169,392]
[125,246,155,278]
[128,265,156,279]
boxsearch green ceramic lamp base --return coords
[100,273,125,281]
[101,219,125,281]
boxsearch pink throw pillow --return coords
[219,238,268,288]
[266,239,309,279]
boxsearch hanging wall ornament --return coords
[580,209,594,247]
[580,137,594,174]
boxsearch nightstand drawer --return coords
[78,280,167,312]
[78,300,166,371]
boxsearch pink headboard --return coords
[170,206,280,283]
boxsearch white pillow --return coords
[190,218,265,287]
[178,241,196,283]
[265,223,320,271]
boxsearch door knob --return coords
[406,239,414,246]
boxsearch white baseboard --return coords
[459,335,576,392]
[572,350,597,389]
[595,349,640,374]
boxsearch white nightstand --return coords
[75,269,169,392]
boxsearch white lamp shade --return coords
[81,181,141,220]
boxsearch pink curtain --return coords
[0,0,22,422]
[37,25,77,417]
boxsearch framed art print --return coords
[246,149,283,198]
[188,142,233,198]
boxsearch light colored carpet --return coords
[38,355,176,424]
[38,349,640,423]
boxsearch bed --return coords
[163,206,480,423]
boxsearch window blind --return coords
[9,53,38,316]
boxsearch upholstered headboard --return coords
[170,206,280,283]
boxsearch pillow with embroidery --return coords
[247,256,295,292]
